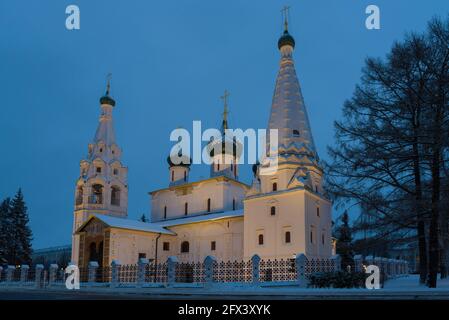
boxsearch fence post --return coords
[167,256,178,286]
[251,254,261,285]
[138,258,149,287]
[204,256,216,286]
[48,264,58,287]
[296,253,308,288]
[6,265,15,283]
[331,254,341,272]
[20,265,30,284]
[88,261,99,284]
[111,260,121,288]
[353,255,363,273]
[35,264,44,288]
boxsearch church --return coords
[71,19,333,268]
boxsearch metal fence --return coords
[0,254,409,288]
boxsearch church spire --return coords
[91,74,120,161]
[268,8,316,157]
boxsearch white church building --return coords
[71,21,333,268]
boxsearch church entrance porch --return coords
[76,219,111,282]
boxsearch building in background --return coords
[32,245,71,268]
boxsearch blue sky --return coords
[0,0,447,249]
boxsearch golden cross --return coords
[220,89,230,130]
[281,5,290,31]
[106,73,112,95]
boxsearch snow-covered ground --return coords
[1,275,448,299]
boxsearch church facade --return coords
[71,22,333,268]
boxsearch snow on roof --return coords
[152,209,244,227]
[87,214,176,235]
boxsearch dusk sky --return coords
[0,0,447,249]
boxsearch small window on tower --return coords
[164,206,167,219]
[272,183,277,192]
[293,130,300,137]
[211,241,216,251]
[184,202,188,215]
[270,206,276,216]
[96,167,101,173]
[258,234,264,245]
[285,231,291,243]
[99,148,103,153]
[113,168,119,175]
[317,207,320,217]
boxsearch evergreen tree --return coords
[9,189,33,265]
[335,211,354,270]
[139,214,148,223]
[0,198,11,264]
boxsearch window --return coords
[285,231,291,243]
[184,203,188,215]
[184,170,187,181]
[211,241,216,251]
[163,242,170,251]
[99,148,103,153]
[317,207,320,217]
[310,230,314,244]
[217,163,220,171]
[272,183,277,192]
[270,206,276,216]
[76,186,83,205]
[322,233,325,245]
[138,253,146,259]
[232,199,236,211]
[181,241,189,253]
[171,170,174,182]
[113,168,119,175]
[258,234,264,245]
[293,129,300,137]
[207,198,211,212]
[164,206,167,219]
[230,164,233,172]
[96,167,102,173]
[111,186,120,206]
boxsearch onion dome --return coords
[100,75,116,106]
[207,136,242,158]
[278,29,295,50]
[167,150,192,167]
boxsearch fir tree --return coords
[0,198,11,264]
[335,211,354,271]
[9,189,33,265]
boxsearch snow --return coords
[92,214,175,235]
[152,210,243,227]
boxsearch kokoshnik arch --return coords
[71,17,334,268]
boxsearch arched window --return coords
[184,170,187,181]
[258,234,264,245]
[207,198,211,212]
[230,163,233,172]
[310,230,314,244]
[171,170,174,182]
[293,129,300,137]
[270,206,276,216]
[217,163,220,171]
[164,206,167,219]
[184,202,188,215]
[272,183,277,192]
[181,241,190,253]
[90,184,103,204]
[232,199,236,211]
[111,186,120,206]
[316,207,320,217]
[76,186,83,205]
[285,231,291,243]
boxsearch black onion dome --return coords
[100,95,116,106]
[167,151,191,167]
[278,30,295,49]
[252,162,259,176]
[208,138,242,158]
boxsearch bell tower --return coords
[71,77,128,263]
